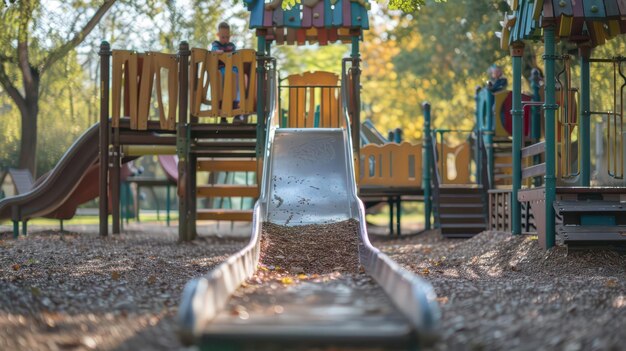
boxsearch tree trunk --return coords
[18,78,39,178]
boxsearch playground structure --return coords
[490,0,626,248]
[3,0,626,348]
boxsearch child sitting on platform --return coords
[211,22,246,124]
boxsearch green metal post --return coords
[177,41,191,241]
[543,26,557,249]
[486,89,495,187]
[511,42,525,235]
[579,45,591,186]
[166,183,171,227]
[60,220,64,232]
[474,88,482,183]
[22,220,27,236]
[531,70,542,139]
[13,220,18,238]
[256,32,267,160]
[422,102,432,230]
[350,34,361,168]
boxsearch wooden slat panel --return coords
[332,0,343,26]
[342,0,351,27]
[351,1,363,28]
[521,141,546,158]
[313,1,325,27]
[302,4,313,28]
[197,159,257,172]
[522,162,546,179]
[296,28,307,45]
[324,0,333,27]
[286,28,296,45]
[249,0,265,27]
[604,0,620,18]
[273,6,284,26]
[263,8,273,27]
[275,27,285,45]
[283,3,301,28]
[583,0,606,18]
[618,0,626,16]
[197,209,253,221]
[197,185,259,197]
[571,0,585,34]
[155,53,178,130]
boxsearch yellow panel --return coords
[197,209,253,221]
[111,50,138,128]
[286,71,340,128]
[359,142,423,187]
[197,159,257,172]
[493,90,510,137]
[437,142,471,184]
[197,185,259,198]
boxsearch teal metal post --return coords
[22,220,27,236]
[511,42,525,235]
[579,45,591,186]
[166,183,171,227]
[543,27,557,249]
[486,89,495,187]
[422,102,432,230]
[256,32,267,159]
[474,88,482,182]
[531,70,542,139]
[350,34,361,164]
[13,220,18,238]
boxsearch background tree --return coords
[0,0,115,176]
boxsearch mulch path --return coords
[1,226,625,351]
[374,230,626,351]
[0,230,245,351]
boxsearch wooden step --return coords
[197,159,257,172]
[197,185,259,198]
[554,201,626,214]
[191,124,257,139]
[440,223,486,238]
[556,225,626,244]
[194,140,256,149]
[190,149,257,157]
[439,214,486,224]
[197,209,253,221]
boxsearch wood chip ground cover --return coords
[1,225,625,350]
[0,230,245,350]
[375,230,626,351]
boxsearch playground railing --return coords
[279,71,343,128]
[190,49,257,119]
[432,129,474,185]
[359,142,423,188]
[111,50,179,130]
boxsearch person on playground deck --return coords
[211,22,246,124]
[487,64,508,93]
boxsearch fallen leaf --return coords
[111,271,121,281]
[421,268,430,275]
[281,277,294,285]
[147,275,156,285]
[12,264,20,271]
[606,278,618,288]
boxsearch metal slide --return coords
[0,123,101,222]
[178,66,440,349]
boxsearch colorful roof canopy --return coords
[501,0,626,49]
[244,0,369,44]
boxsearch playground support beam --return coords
[99,41,111,237]
[112,123,121,234]
[579,44,592,186]
[350,33,361,179]
[511,41,524,235]
[256,31,267,160]
[422,102,432,230]
[543,26,557,249]
[177,41,193,241]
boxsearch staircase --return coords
[492,138,512,187]
[555,200,626,246]
[191,124,259,222]
[436,186,488,238]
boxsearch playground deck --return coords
[1,227,624,351]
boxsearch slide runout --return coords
[179,128,440,348]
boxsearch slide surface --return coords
[0,123,101,221]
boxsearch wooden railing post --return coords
[422,102,432,230]
[99,41,111,237]
[511,41,525,235]
[543,26,557,249]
